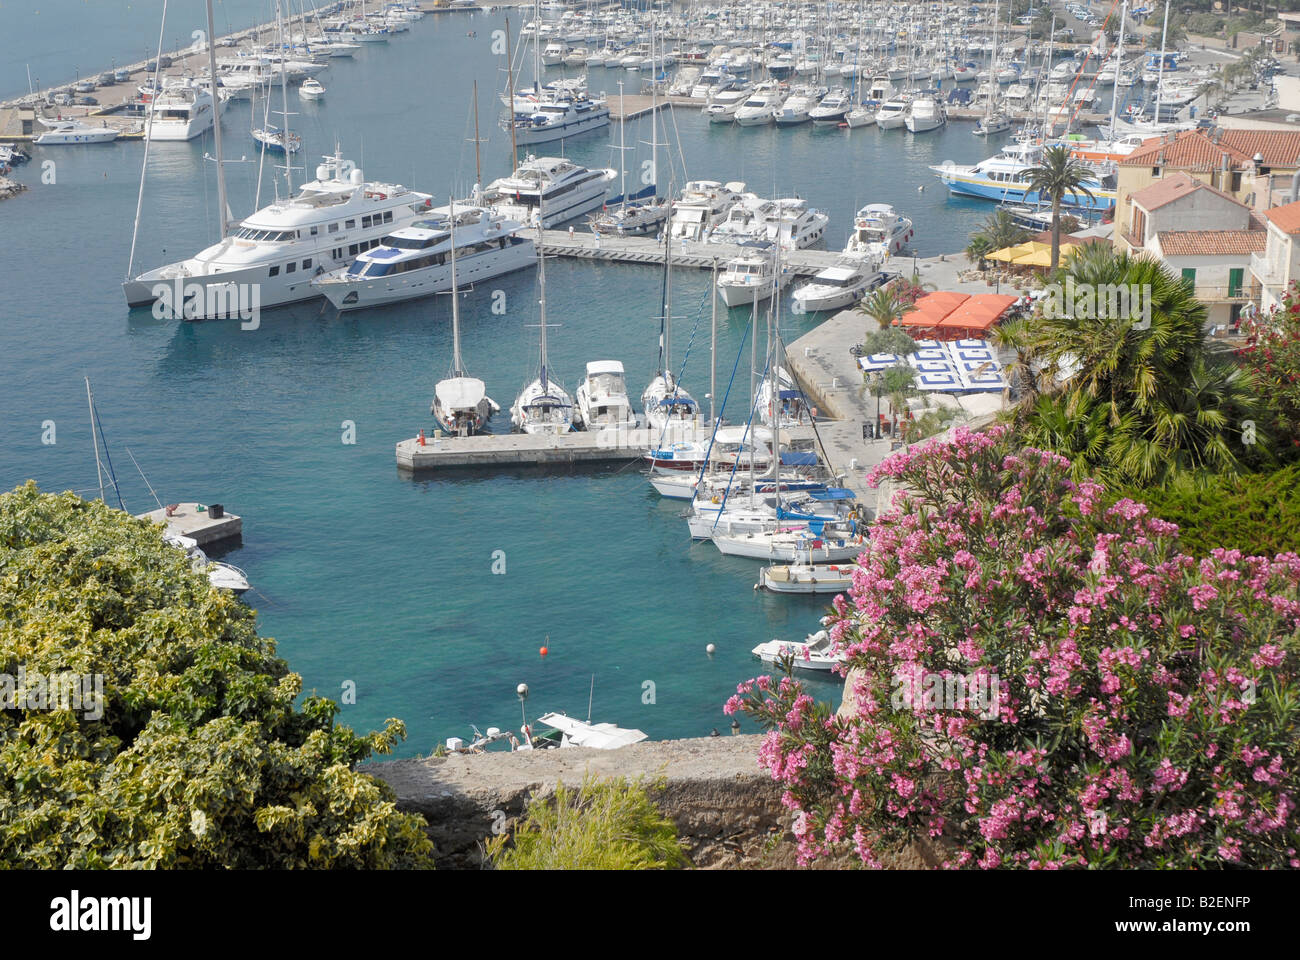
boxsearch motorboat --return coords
[792,264,884,313]
[763,198,828,250]
[752,630,846,672]
[703,85,750,123]
[143,78,222,141]
[757,563,860,594]
[843,203,912,260]
[734,82,783,126]
[483,155,616,228]
[164,532,250,594]
[315,203,534,310]
[299,77,326,100]
[668,179,744,242]
[506,92,611,146]
[124,150,434,315]
[575,360,638,431]
[32,116,120,144]
[904,94,946,133]
[874,95,909,129]
[716,248,786,307]
[809,87,851,124]
[930,138,1115,211]
[706,193,774,246]
[773,84,822,125]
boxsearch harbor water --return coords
[0,6,1106,754]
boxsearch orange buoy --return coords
[539,646,548,657]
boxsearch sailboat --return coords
[588,80,670,237]
[431,199,498,436]
[641,228,698,433]
[510,226,574,435]
[973,0,1010,137]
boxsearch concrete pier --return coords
[538,230,845,277]
[137,502,242,547]
[396,422,707,472]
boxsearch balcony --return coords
[1192,280,1261,303]
[1250,252,1286,288]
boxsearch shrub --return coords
[726,427,1300,868]
[0,483,435,868]
[487,774,689,869]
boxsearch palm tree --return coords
[973,210,1030,254]
[859,286,914,332]
[1025,145,1096,272]
[966,235,994,270]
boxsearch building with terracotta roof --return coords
[1119,172,1265,328]
[1115,128,1300,231]
[1251,198,1300,313]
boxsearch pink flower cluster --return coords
[728,426,1300,868]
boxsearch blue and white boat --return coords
[929,139,1115,212]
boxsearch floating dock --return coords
[397,422,706,472]
[537,230,847,277]
[137,502,242,547]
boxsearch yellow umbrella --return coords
[1012,247,1053,267]
[985,244,1027,263]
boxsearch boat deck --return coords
[396,422,708,472]
[137,502,242,547]
[537,230,845,276]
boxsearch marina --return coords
[1,0,1291,760]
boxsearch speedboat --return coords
[164,532,250,594]
[314,203,534,311]
[575,360,638,431]
[734,82,783,126]
[752,630,846,672]
[482,155,616,228]
[874,95,909,129]
[124,150,434,315]
[703,85,750,123]
[809,87,851,124]
[792,264,883,313]
[299,77,326,100]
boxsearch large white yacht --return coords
[143,78,225,142]
[792,263,884,313]
[904,94,946,133]
[482,155,616,228]
[312,203,534,311]
[123,151,434,315]
[575,360,638,431]
[32,117,121,144]
[668,179,744,242]
[843,203,913,260]
[734,82,784,126]
[706,193,774,245]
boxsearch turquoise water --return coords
[3,9,1059,754]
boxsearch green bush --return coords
[487,774,689,870]
[0,482,435,868]
[1116,463,1300,558]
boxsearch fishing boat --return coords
[511,230,574,435]
[752,630,846,672]
[575,361,637,431]
[757,562,860,594]
[431,201,498,437]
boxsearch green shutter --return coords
[1228,268,1244,298]
[1181,268,1197,290]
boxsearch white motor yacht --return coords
[792,264,883,313]
[668,179,744,242]
[904,94,946,133]
[874,95,909,129]
[734,82,783,126]
[32,116,120,144]
[763,198,828,250]
[313,203,534,311]
[575,360,638,431]
[752,630,846,671]
[716,248,787,307]
[482,155,616,228]
[809,87,851,123]
[143,78,223,142]
[124,150,434,315]
[843,203,913,260]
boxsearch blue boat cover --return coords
[780,451,818,466]
[778,389,802,399]
[809,488,856,501]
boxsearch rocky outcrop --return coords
[0,176,26,201]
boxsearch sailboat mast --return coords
[1108,0,1128,135]
[86,378,104,504]
[1155,0,1169,125]
[449,198,462,376]
[125,0,170,280]
[277,0,293,194]
[472,80,482,191]
[986,0,999,123]
[618,80,626,205]
[536,223,548,390]
[205,0,229,237]
[506,17,518,167]
[709,259,717,425]
[663,216,672,378]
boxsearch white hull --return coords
[757,563,859,594]
[316,237,535,311]
[714,530,865,562]
[511,106,611,146]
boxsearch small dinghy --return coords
[757,562,859,594]
[752,629,846,673]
